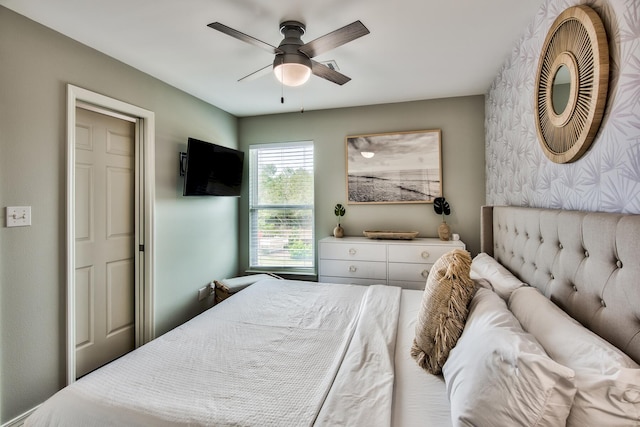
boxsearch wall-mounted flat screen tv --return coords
[183,138,244,197]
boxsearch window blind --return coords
[249,141,314,271]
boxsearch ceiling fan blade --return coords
[311,60,351,85]
[238,63,273,82]
[207,22,283,55]
[299,20,369,58]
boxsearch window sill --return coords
[245,268,317,281]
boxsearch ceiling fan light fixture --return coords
[274,62,311,87]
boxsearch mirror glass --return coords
[552,65,571,115]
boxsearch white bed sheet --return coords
[392,289,452,427]
[26,279,403,427]
[316,281,401,425]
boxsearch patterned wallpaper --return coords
[485,0,640,213]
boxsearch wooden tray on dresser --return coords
[363,230,419,240]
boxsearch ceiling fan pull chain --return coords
[281,74,285,104]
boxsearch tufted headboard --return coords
[480,205,640,364]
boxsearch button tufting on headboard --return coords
[482,206,640,364]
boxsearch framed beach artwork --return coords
[345,129,442,204]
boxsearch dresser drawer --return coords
[388,244,456,264]
[388,262,432,283]
[318,259,387,280]
[317,237,466,288]
[319,242,386,262]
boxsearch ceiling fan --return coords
[207,20,370,87]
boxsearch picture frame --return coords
[345,129,442,204]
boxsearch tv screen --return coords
[183,138,244,197]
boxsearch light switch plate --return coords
[6,206,31,227]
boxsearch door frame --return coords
[66,84,156,384]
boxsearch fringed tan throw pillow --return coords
[411,248,475,374]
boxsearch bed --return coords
[26,206,640,426]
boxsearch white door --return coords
[74,107,136,378]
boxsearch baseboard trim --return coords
[2,406,38,427]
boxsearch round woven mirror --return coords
[534,5,609,164]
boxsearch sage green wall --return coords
[0,8,239,423]
[1,5,486,423]
[237,96,486,274]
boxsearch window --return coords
[249,141,314,272]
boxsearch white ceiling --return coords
[1,0,544,117]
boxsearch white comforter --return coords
[26,279,401,426]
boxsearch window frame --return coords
[248,141,315,274]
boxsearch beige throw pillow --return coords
[411,248,475,374]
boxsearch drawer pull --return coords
[348,248,357,256]
[421,251,430,259]
[421,269,429,279]
[349,265,357,273]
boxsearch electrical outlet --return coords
[197,282,215,301]
[6,206,31,227]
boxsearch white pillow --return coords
[442,287,576,426]
[509,287,640,426]
[470,253,526,300]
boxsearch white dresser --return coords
[318,236,466,290]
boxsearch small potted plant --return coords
[433,197,451,241]
[333,203,346,238]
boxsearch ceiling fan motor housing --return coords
[274,21,312,68]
